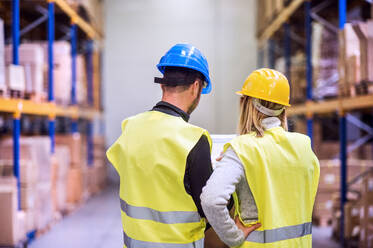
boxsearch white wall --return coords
[103,0,257,147]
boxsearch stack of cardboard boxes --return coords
[360,172,373,247]
[0,134,107,244]
[87,136,106,195]
[314,159,373,227]
[56,134,86,206]
[339,21,373,97]
[52,146,70,215]
[0,177,26,246]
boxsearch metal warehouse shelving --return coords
[257,0,373,246]
[2,0,103,241]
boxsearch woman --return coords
[201,68,320,248]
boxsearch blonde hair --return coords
[238,96,288,137]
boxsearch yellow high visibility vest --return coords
[224,127,320,248]
[107,111,212,248]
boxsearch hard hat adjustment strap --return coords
[154,77,194,86]
[253,98,284,117]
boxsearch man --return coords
[107,43,214,248]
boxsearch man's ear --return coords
[192,80,201,96]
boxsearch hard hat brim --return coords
[236,91,291,107]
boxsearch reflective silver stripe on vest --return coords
[123,231,204,248]
[246,222,312,243]
[120,199,201,224]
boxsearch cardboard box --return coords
[56,179,67,212]
[53,146,70,211]
[318,159,373,192]
[0,160,37,186]
[66,168,83,204]
[56,134,82,165]
[0,137,51,183]
[344,201,360,239]
[55,146,70,180]
[0,177,24,246]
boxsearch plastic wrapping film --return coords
[313,23,339,100]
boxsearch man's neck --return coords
[161,96,189,114]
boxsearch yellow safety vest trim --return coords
[120,199,201,224]
[123,231,204,248]
[245,222,312,243]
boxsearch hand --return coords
[235,216,261,238]
[216,152,224,162]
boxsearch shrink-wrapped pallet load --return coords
[5,44,45,99]
[5,64,26,95]
[41,41,72,105]
[77,55,88,106]
[0,137,53,233]
[313,24,339,99]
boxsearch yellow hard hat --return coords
[236,68,291,106]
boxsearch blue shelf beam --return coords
[339,0,347,245]
[12,0,20,65]
[13,117,21,210]
[70,23,78,133]
[87,121,94,166]
[71,23,77,106]
[48,2,54,102]
[48,2,55,154]
[339,113,347,245]
[12,0,21,210]
[49,119,55,154]
[71,120,78,133]
[305,1,313,143]
[86,40,94,166]
[87,40,94,106]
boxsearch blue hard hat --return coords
[157,43,212,94]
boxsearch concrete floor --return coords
[29,185,340,248]
[29,185,123,248]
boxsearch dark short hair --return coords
[155,67,204,87]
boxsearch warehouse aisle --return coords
[312,226,339,248]
[29,185,122,248]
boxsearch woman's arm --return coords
[200,148,246,247]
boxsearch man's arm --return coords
[184,135,212,218]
